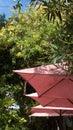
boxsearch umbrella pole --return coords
[58,110,63,130]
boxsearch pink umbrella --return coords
[30,105,73,130]
[31,105,73,116]
[13,63,73,99]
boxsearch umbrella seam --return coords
[39,78,65,97]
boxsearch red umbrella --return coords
[30,105,73,116]
[30,105,73,130]
[26,92,73,108]
[13,63,73,98]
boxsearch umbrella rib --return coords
[61,110,67,115]
[52,109,63,116]
[45,98,58,106]
[39,78,65,97]
[53,109,61,116]
[67,99,73,104]
[69,78,73,82]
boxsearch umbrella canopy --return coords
[30,105,73,116]
[13,63,67,75]
[13,63,73,98]
[26,93,73,108]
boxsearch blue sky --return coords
[0,0,30,18]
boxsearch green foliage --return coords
[0,6,62,66]
[30,0,73,22]
[0,4,72,69]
